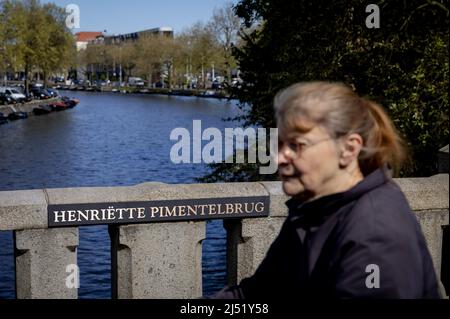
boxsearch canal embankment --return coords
[0,98,59,116]
[58,85,231,99]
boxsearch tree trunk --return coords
[43,70,47,88]
[167,64,172,90]
[201,65,205,89]
[24,62,29,95]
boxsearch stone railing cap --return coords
[1,176,448,230]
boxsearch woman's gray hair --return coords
[274,81,407,176]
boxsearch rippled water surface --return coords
[0,92,242,298]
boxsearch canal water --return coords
[0,91,244,299]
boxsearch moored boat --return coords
[0,112,8,125]
[7,111,28,121]
[49,101,69,111]
[196,90,225,99]
[61,96,80,108]
[33,104,53,115]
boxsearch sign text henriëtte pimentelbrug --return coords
[48,196,269,227]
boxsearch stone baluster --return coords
[110,222,205,298]
[15,228,79,299]
[226,181,288,285]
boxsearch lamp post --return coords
[186,40,192,89]
[119,45,123,86]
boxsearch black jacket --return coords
[212,167,440,299]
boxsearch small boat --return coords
[49,101,69,111]
[7,111,28,121]
[196,90,224,99]
[61,97,80,108]
[0,112,8,125]
[33,104,53,115]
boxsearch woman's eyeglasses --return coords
[278,137,332,159]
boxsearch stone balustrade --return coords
[0,175,448,299]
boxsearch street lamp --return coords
[119,44,123,86]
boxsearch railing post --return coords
[396,174,449,297]
[14,228,79,299]
[438,145,449,174]
[226,182,288,285]
[111,222,205,299]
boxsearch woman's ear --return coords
[339,133,363,167]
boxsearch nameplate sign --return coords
[48,196,270,227]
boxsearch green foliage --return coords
[0,0,76,88]
[202,0,449,181]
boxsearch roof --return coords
[75,32,103,42]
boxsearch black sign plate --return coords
[48,196,270,227]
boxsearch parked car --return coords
[53,76,65,83]
[231,77,242,88]
[31,87,52,99]
[96,80,109,87]
[129,77,145,87]
[0,87,26,103]
[211,80,223,90]
[72,79,90,86]
[45,88,59,98]
[0,92,13,105]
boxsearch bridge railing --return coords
[0,176,448,298]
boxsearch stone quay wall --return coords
[0,98,58,116]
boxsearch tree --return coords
[80,43,104,82]
[120,42,138,81]
[135,36,160,87]
[0,1,27,83]
[159,36,182,90]
[39,3,76,86]
[180,22,223,88]
[200,0,449,182]
[173,33,193,88]
[209,1,240,83]
[0,0,75,90]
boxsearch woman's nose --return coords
[278,147,291,166]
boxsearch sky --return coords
[41,0,235,35]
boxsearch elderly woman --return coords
[212,82,440,298]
